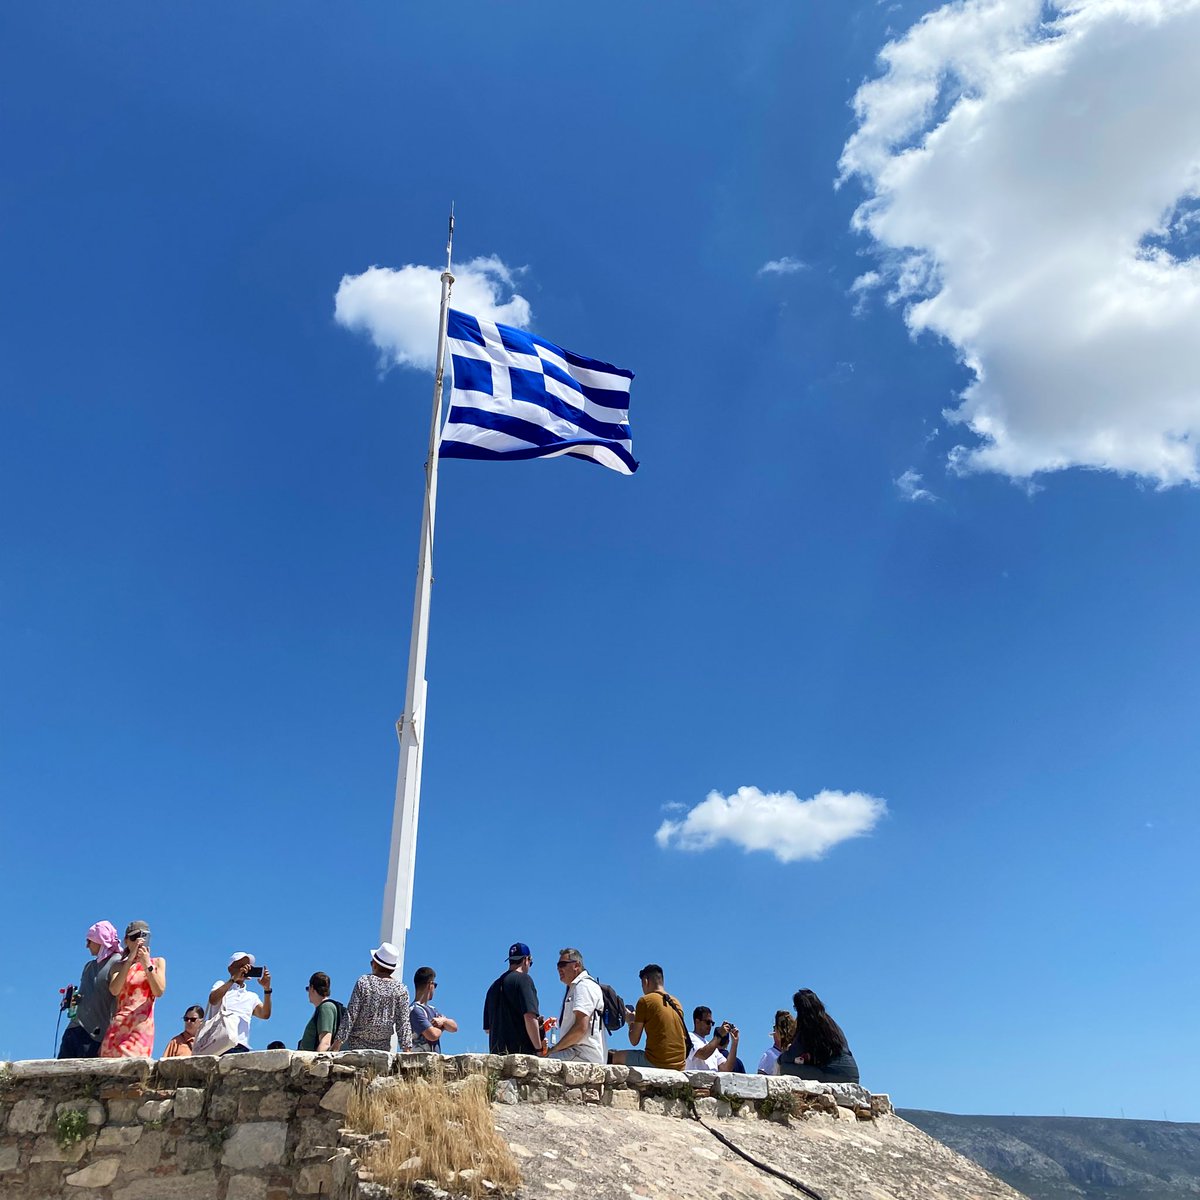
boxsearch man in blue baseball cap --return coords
[482,942,543,1055]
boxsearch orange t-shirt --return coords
[634,992,688,1071]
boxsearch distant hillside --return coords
[900,1109,1200,1200]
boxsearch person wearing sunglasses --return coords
[162,1006,205,1058]
[547,948,607,1064]
[100,921,166,1058]
[409,966,458,1054]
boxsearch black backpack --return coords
[593,977,627,1034]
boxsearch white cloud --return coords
[841,0,1200,487]
[757,256,809,276]
[655,786,887,864]
[334,256,532,371]
[895,467,937,501]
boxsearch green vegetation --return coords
[55,1109,89,1148]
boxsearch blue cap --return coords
[507,942,531,960]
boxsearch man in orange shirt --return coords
[610,963,688,1071]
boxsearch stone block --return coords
[625,1066,688,1089]
[694,1096,732,1119]
[258,1090,297,1119]
[563,1087,584,1104]
[225,1177,268,1200]
[685,1070,720,1091]
[55,1099,106,1125]
[530,1057,562,1079]
[221,1121,288,1169]
[519,1084,548,1104]
[12,1057,149,1082]
[96,1124,144,1148]
[827,1082,871,1109]
[175,1087,206,1120]
[218,1049,294,1075]
[123,1129,166,1171]
[716,1074,768,1099]
[31,1134,89,1163]
[501,1053,537,1078]
[0,1145,19,1172]
[297,1162,333,1194]
[107,1098,142,1124]
[603,1064,628,1086]
[65,1157,120,1188]
[289,1053,331,1080]
[494,1079,518,1105]
[331,1050,393,1073]
[112,1174,219,1200]
[8,1097,53,1133]
[560,1061,605,1086]
[295,1117,341,1161]
[395,1052,434,1074]
[176,1138,219,1171]
[138,1097,174,1122]
[238,1092,261,1120]
[156,1056,218,1086]
[766,1075,825,1097]
[606,1088,640,1111]
[871,1093,893,1116]
[640,1095,666,1115]
[319,1080,353,1114]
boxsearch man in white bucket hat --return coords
[333,942,412,1052]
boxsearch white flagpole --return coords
[380,212,455,966]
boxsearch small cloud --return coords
[660,801,687,813]
[334,256,532,372]
[895,468,937,502]
[849,270,882,315]
[757,256,809,277]
[655,786,887,865]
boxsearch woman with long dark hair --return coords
[777,988,860,1083]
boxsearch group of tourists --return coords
[56,923,859,1085]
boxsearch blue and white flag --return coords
[440,310,637,474]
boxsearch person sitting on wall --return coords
[777,988,860,1084]
[162,1006,204,1057]
[757,1009,796,1075]
[685,1006,739,1073]
[547,948,606,1064]
[610,963,688,1071]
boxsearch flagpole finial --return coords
[446,205,455,273]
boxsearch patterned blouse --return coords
[335,974,412,1051]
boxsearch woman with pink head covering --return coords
[57,919,123,1059]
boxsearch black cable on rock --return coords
[686,1102,826,1200]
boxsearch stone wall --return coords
[0,1051,893,1200]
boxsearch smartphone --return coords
[247,966,265,979]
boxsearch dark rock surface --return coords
[900,1110,1200,1200]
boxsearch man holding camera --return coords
[686,1006,739,1073]
[205,952,272,1053]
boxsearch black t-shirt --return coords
[483,969,540,1054]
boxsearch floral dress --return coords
[100,961,156,1058]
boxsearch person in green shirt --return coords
[299,972,341,1051]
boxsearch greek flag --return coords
[440,310,637,474]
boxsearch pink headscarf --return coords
[87,920,121,963]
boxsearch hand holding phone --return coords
[247,965,265,979]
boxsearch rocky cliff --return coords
[900,1110,1200,1200]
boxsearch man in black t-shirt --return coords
[483,942,543,1055]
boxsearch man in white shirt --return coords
[547,947,606,1064]
[686,1006,739,1073]
[206,952,272,1053]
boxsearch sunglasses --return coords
[184,1015,201,1022]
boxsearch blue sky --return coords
[3,2,1199,1121]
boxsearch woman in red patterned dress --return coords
[100,920,166,1057]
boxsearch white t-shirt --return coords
[757,1045,782,1075]
[553,974,606,1064]
[686,1030,726,1072]
[207,980,260,1048]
